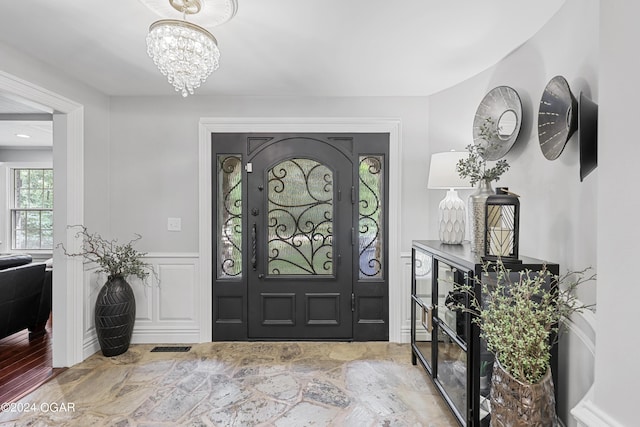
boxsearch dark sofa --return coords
[0,254,52,340]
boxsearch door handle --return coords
[422,304,434,333]
[251,223,257,271]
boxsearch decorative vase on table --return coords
[468,179,493,253]
[94,276,136,357]
[490,359,558,427]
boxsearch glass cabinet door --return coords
[436,327,467,420]
[433,259,469,425]
[436,263,468,344]
[412,248,433,372]
[414,249,432,300]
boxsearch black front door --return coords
[246,137,353,339]
[212,132,389,341]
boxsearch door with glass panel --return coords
[213,133,388,341]
[245,138,352,338]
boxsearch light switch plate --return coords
[167,217,182,232]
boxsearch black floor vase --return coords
[94,276,136,357]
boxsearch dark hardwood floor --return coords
[0,320,64,405]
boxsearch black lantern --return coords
[484,188,520,262]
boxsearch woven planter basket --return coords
[490,360,558,427]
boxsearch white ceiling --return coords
[0,0,565,146]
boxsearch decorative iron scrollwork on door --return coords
[359,155,384,279]
[218,155,242,278]
[267,158,333,276]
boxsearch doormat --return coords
[150,346,191,353]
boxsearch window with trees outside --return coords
[11,168,54,250]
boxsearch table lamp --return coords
[428,151,471,244]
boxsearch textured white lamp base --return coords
[439,189,466,244]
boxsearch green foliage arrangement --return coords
[460,261,595,384]
[59,225,155,282]
[456,142,510,187]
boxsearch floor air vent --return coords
[150,346,191,353]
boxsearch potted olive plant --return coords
[59,225,156,357]
[459,261,594,426]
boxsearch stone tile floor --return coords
[0,342,457,426]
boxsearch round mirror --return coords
[497,110,518,140]
[473,86,523,160]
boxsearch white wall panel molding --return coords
[126,329,201,344]
[82,253,200,354]
[572,388,623,427]
[156,264,197,321]
[144,252,200,258]
[566,309,611,427]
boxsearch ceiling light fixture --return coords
[15,133,31,139]
[146,0,220,97]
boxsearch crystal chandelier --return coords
[146,0,220,97]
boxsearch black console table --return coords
[411,240,559,426]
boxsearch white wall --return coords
[0,41,111,235]
[107,96,429,345]
[428,0,598,295]
[0,148,52,163]
[1,41,110,366]
[108,95,430,253]
[593,2,640,426]
[426,0,598,425]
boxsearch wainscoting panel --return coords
[131,275,153,322]
[82,254,200,357]
[157,264,197,321]
[565,310,611,427]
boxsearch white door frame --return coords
[0,71,85,367]
[198,117,403,342]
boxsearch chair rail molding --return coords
[199,117,402,342]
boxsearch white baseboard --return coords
[131,329,201,344]
[82,335,99,360]
[572,388,624,427]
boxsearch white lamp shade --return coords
[427,151,471,189]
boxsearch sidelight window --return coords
[217,155,243,278]
[358,155,384,279]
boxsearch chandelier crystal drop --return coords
[146,0,220,97]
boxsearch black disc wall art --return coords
[538,76,578,160]
[579,92,598,181]
[473,86,523,160]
